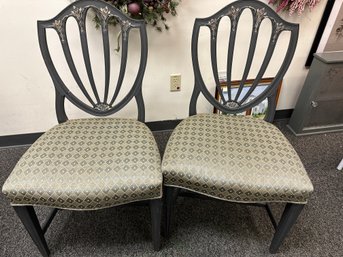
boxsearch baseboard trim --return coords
[274,109,293,120]
[0,120,182,147]
[0,133,44,148]
[145,119,182,132]
[0,110,293,147]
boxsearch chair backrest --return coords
[190,0,299,122]
[38,0,148,123]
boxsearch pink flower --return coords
[276,0,290,13]
[269,0,321,16]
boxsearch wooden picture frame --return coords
[213,77,282,119]
[317,0,343,53]
[305,1,336,67]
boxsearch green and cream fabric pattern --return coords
[162,114,314,204]
[2,118,162,210]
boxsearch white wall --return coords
[0,0,327,136]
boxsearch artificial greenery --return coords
[95,0,180,31]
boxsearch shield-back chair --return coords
[162,0,313,253]
[2,0,162,256]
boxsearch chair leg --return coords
[13,206,50,257]
[269,203,305,253]
[150,199,162,251]
[165,186,180,238]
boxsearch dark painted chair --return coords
[162,0,313,253]
[2,1,162,256]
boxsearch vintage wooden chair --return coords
[162,0,314,253]
[2,0,162,256]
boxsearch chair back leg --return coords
[165,187,180,237]
[150,199,162,251]
[13,206,50,257]
[270,203,305,253]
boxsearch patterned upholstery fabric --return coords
[162,114,313,204]
[2,118,162,210]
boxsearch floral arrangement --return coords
[95,0,180,31]
[268,0,321,15]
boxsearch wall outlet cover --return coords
[170,74,181,91]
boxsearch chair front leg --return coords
[13,206,50,257]
[150,199,162,251]
[269,203,305,253]
[165,186,180,238]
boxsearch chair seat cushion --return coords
[162,114,313,204]
[2,118,162,210]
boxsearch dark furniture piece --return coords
[288,52,343,136]
[162,0,313,253]
[2,1,162,256]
